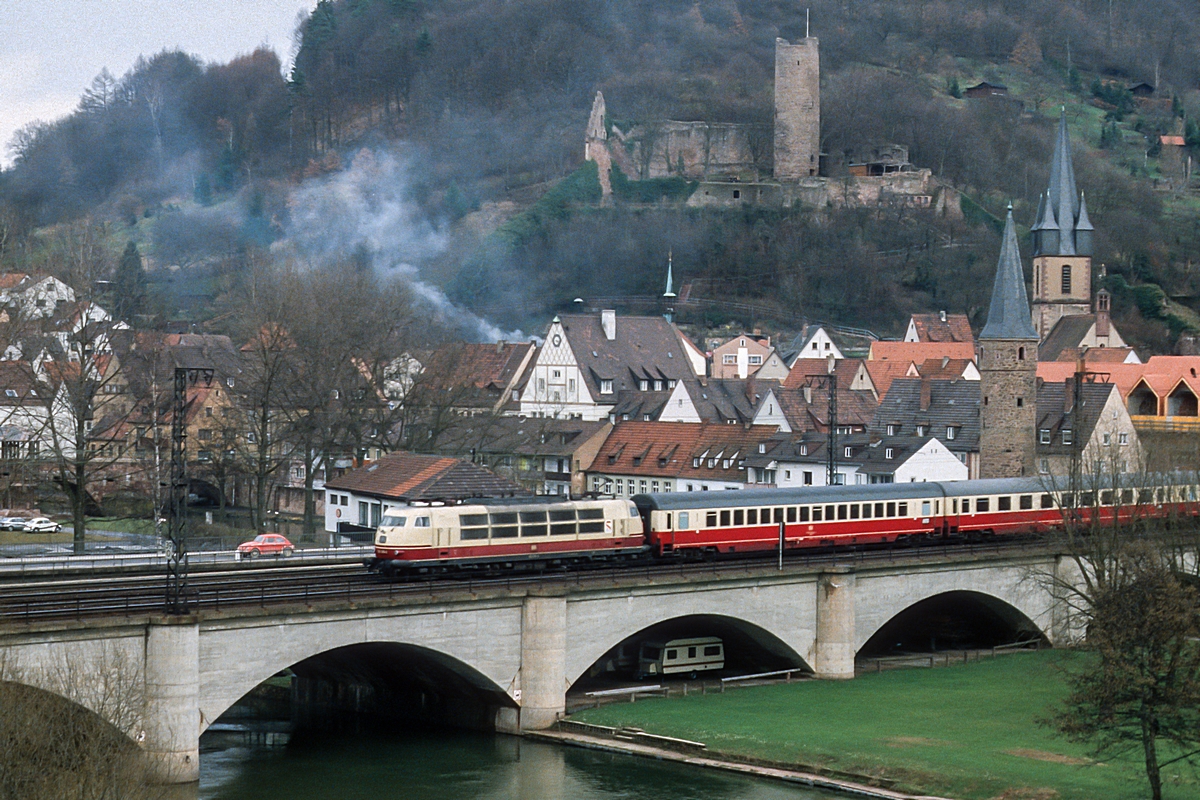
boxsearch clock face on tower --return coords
[551,334,562,347]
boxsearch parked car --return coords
[23,517,61,533]
[0,516,26,531]
[237,534,294,558]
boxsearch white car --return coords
[23,517,61,533]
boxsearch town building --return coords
[745,432,967,488]
[903,311,974,344]
[324,452,527,534]
[585,421,778,495]
[711,333,789,380]
[871,378,982,478]
[517,310,704,421]
[1035,378,1142,477]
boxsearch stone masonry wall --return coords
[774,37,820,180]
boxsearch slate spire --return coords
[980,205,1039,341]
[1044,108,1081,256]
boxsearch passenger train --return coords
[368,474,1200,577]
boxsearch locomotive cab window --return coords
[414,516,430,527]
[380,514,406,527]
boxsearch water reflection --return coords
[200,728,839,800]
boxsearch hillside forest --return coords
[3,0,1200,351]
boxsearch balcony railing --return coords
[1130,415,1200,433]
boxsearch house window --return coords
[758,443,766,453]
[1119,432,1129,445]
[886,424,897,435]
[723,354,736,364]
[1061,265,1071,294]
[748,355,762,365]
[600,379,613,394]
[1039,429,1051,444]
[198,429,212,441]
[915,425,925,437]
[638,379,649,391]
[844,446,852,458]
[568,379,575,393]
[784,470,791,480]
[803,471,813,485]
[946,426,956,440]
[552,370,561,379]
[1062,429,1073,445]
[3,390,14,398]
[885,448,894,459]
[205,407,213,417]
[653,380,663,391]
[667,380,676,388]
[1102,433,1111,445]
[800,444,808,456]
[1016,397,1024,408]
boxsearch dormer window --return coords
[638,379,649,391]
[887,424,897,435]
[4,390,15,398]
[758,443,766,454]
[653,380,663,391]
[692,457,700,468]
[800,444,808,456]
[667,380,676,388]
[600,379,613,394]
[1062,429,1073,445]
[844,446,852,458]
[946,426,956,440]
[1039,429,1051,444]
[915,425,926,437]
[885,447,894,459]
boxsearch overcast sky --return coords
[0,0,314,168]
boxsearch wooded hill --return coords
[2,0,1199,347]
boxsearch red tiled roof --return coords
[869,341,976,363]
[325,452,528,501]
[916,358,976,381]
[423,341,535,391]
[1161,135,1186,146]
[782,358,864,392]
[908,313,974,344]
[1037,356,1200,405]
[0,273,29,290]
[863,359,920,397]
[589,421,778,481]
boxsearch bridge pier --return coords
[814,567,856,679]
[519,595,566,730]
[144,617,200,783]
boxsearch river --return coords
[199,726,846,800]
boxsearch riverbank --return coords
[569,651,1197,800]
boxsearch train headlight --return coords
[378,534,387,544]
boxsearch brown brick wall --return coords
[774,38,820,180]
[979,339,1037,478]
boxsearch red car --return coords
[237,534,294,558]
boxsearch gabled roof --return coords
[423,341,535,392]
[1038,315,1098,361]
[557,313,700,402]
[1037,356,1200,405]
[325,452,528,502]
[908,313,974,344]
[685,378,761,424]
[589,421,778,481]
[871,378,981,452]
[0,361,45,408]
[916,358,977,381]
[783,358,866,392]
[980,207,1039,341]
[0,273,30,291]
[430,415,611,460]
[862,359,920,397]
[1036,381,1120,455]
[772,383,878,434]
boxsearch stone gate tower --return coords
[1030,110,1094,338]
[979,205,1040,478]
[774,36,820,180]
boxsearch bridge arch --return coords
[854,564,1056,655]
[565,582,818,687]
[199,606,524,731]
[857,589,1049,658]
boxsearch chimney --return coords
[919,379,932,412]
[1064,375,1076,414]
[601,309,617,341]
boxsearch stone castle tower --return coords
[979,205,1040,479]
[1030,110,1095,338]
[773,36,820,180]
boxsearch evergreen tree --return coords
[114,241,147,322]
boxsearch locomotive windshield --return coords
[380,513,406,527]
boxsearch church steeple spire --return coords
[663,250,677,323]
[1044,108,1082,256]
[981,205,1039,341]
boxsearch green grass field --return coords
[573,651,1198,800]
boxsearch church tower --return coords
[980,205,1040,479]
[774,35,820,180]
[1030,110,1094,338]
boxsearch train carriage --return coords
[371,497,645,576]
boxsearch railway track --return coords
[0,537,1053,626]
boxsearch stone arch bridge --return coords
[0,551,1078,783]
